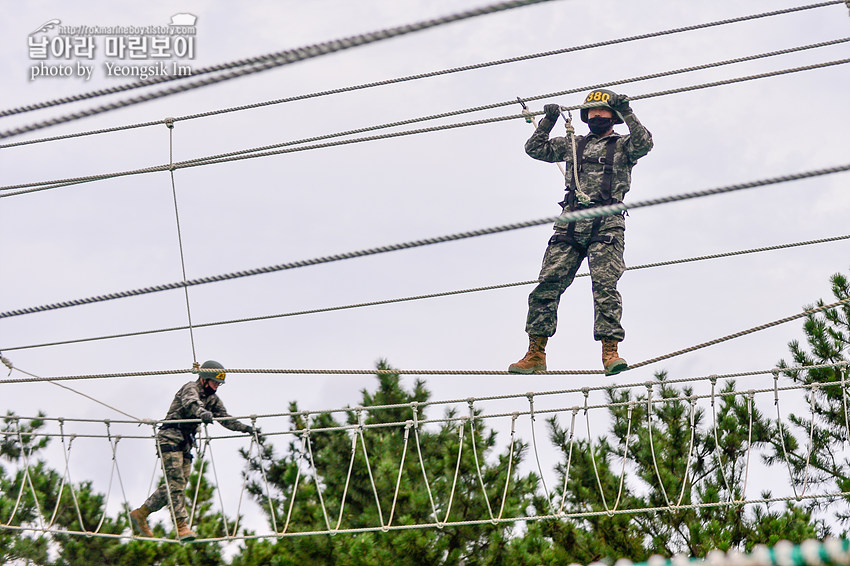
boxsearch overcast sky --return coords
[1,0,849,543]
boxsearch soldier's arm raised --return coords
[524,104,570,164]
[621,109,653,163]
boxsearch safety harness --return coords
[551,134,620,254]
[159,421,197,459]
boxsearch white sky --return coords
[1,0,849,543]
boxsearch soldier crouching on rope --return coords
[129,360,257,542]
[509,90,653,376]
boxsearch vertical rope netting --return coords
[58,421,88,533]
[47,424,72,528]
[840,363,850,443]
[557,408,579,515]
[187,433,209,528]
[584,390,613,513]
[528,394,554,512]
[204,425,232,536]
[93,429,117,533]
[357,410,385,529]
[801,384,819,497]
[229,434,257,539]
[281,432,308,534]
[15,420,47,532]
[497,413,519,520]
[250,420,279,533]
[104,423,134,534]
[154,425,181,537]
[739,391,755,502]
[646,384,672,507]
[710,377,735,499]
[442,418,467,526]
[675,397,698,507]
[166,120,197,365]
[611,401,635,513]
[411,404,440,524]
[304,423,332,531]
[334,424,359,531]
[467,400,495,522]
[386,421,412,528]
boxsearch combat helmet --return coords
[200,360,226,384]
[580,89,624,124]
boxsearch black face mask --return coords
[203,382,217,396]
[587,116,614,135]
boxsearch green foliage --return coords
[236,359,539,566]
[765,269,850,529]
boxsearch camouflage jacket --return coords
[158,379,251,446]
[525,109,653,228]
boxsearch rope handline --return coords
[166,120,198,364]
[3,164,848,322]
[4,233,847,353]
[5,54,850,198]
[7,377,847,447]
[2,358,140,420]
[0,0,557,141]
[2,299,847,388]
[1,3,842,150]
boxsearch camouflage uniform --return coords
[524,109,653,341]
[143,379,252,523]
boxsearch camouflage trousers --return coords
[525,219,626,341]
[143,442,193,523]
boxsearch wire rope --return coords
[5,56,849,198]
[4,233,846,352]
[0,0,557,141]
[2,163,847,322]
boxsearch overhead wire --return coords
[1,1,842,150]
[2,233,847,353]
[1,162,847,321]
[4,54,850,197]
[0,0,558,140]
[1,299,847,385]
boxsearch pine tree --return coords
[765,269,850,527]
[235,360,541,566]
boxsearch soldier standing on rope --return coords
[509,90,653,376]
[129,360,257,541]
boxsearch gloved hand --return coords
[248,426,266,442]
[198,410,213,424]
[609,93,630,114]
[543,103,562,121]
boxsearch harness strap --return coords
[564,135,619,209]
[548,217,614,253]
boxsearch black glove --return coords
[609,94,630,114]
[543,103,562,121]
[198,410,213,424]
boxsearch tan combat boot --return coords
[175,519,196,542]
[129,504,154,537]
[508,335,548,373]
[602,339,627,376]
